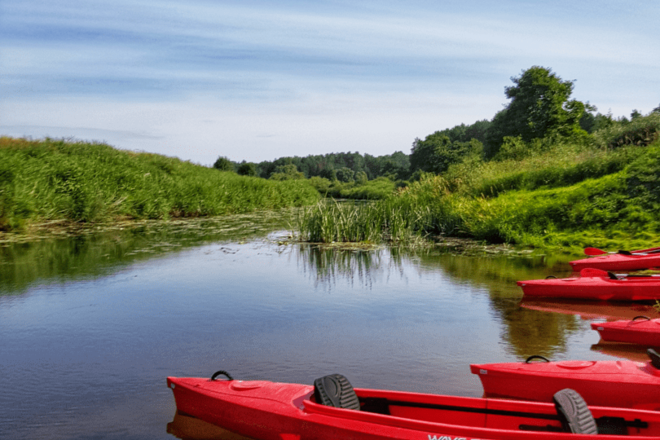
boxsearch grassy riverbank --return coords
[297,116,660,252]
[0,137,320,232]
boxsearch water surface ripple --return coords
[0,218,640,439]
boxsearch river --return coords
[0,212,654,439]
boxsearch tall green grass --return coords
[0,137,320,231]
[298,136,660,250]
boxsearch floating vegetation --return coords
[0,209,299,295]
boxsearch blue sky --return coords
[1,0,658,166]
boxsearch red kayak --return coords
[570,247,660,271]
[471,349,660,411]
[517,268,660,301]
[592,316,660,346]
[168,371,660,439]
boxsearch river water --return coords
[1,213,656,439]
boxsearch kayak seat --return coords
[313,374,361,411]
[553,389,597,434]
[649,349,660,369]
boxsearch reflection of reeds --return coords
[298,244,384,288]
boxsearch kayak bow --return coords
[592,316,660,346]
[471,349,660,411]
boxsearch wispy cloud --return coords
[2,0,659,163]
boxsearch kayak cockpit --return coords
[305,374,656,436]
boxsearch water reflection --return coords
[298,245,386,289]
[0,212,295,295]
[294,245,591,359]
[168,412,252,440]
[1,222,639,440]
[520,299,658,321]
[591,342,652,362]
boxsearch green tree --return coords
[410,134,483,174]
[355,171,368,184]
[213,156,234,172]
[270,164,305,180]
[485,66,587,158]
[237,161,257,176]
[336,167,355,183]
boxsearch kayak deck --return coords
[518,269,660,301]
[471,351,660,411]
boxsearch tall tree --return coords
[484,66,586,158]
[213,156,235,172]
[411,134,482,174]
[237,161,257,176]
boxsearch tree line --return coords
[214,151,411,182]
[215,66,660,183]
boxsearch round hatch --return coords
[556,361,597,369]
[230,381,268,391]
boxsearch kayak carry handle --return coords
[632,316,651,321]
[211,370,234,381]
[525,355,550,363]
[545,275,557,279]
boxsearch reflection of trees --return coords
[0,213,294,295]
[492,297,584,358]
[295,244,586,357]
[415,250,583,358]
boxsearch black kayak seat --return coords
[649,349,660,369]
[553,389,597,434]
[313,374,360,411]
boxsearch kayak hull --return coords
[471,360,660,410]
[167,375,660,440]
[517,275,660,301]
[592,318,660,346]
[570,254,660,272]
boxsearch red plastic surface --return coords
[167,376,660,440]
[471,359,660,410]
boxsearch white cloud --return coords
[2,0,659,163]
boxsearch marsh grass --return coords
[0,137,320,231]
[298,137,660,250]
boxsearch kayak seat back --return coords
[313,374,360,411]
[649,349,660,369]
[553,389,597,434]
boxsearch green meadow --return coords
[0,137,320,232]
[297,112,660,252]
